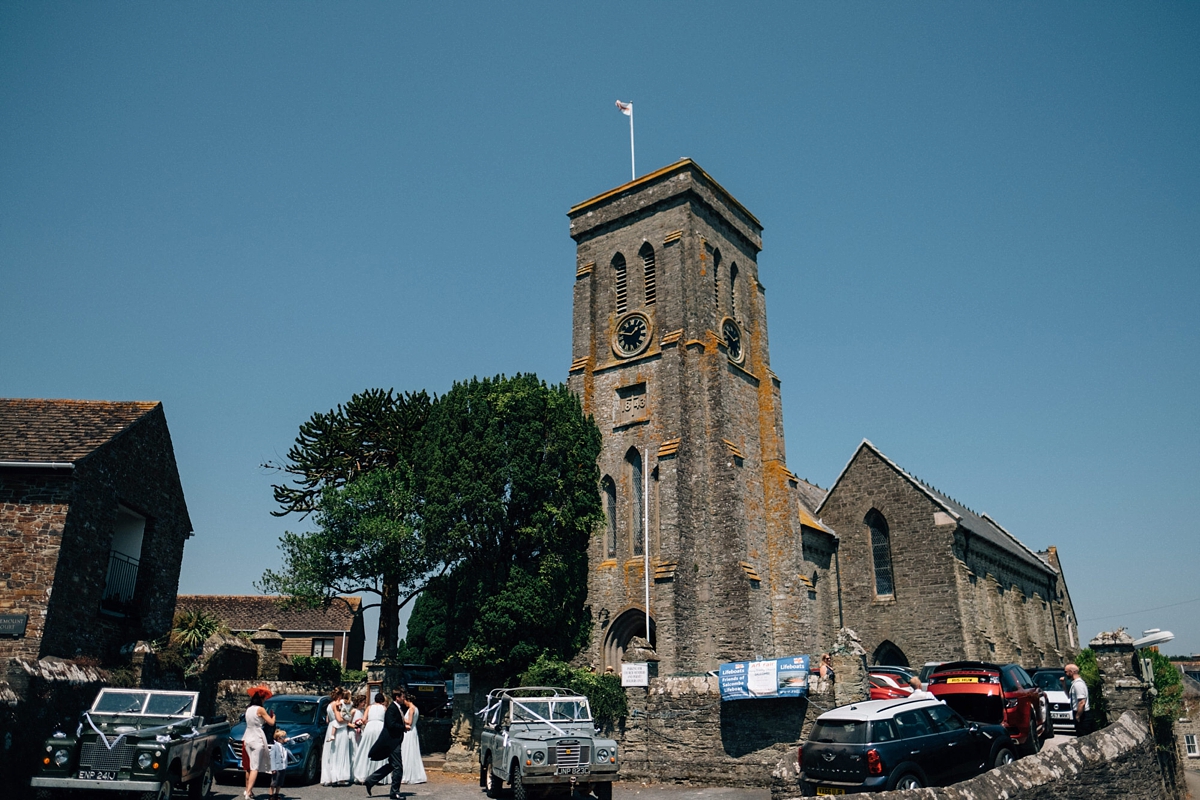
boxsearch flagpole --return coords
[643,446,650,644]
[629,105,636,181]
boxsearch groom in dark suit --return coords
[365,688,407,797]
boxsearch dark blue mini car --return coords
[220,694,331,785]
[798,697,1015,794]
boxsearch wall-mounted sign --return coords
[0,614,27,637]
[454,673,471,695]
[621,662,649,687]
[719,655,809,700]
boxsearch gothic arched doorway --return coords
[873,640,909,667]
[602,608,657,672]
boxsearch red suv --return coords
[927,661,1050,755]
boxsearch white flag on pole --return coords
[616,100,633,116]
[616,100,635,180]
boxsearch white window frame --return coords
[1186,733,1198,757]
[311,638,336,658]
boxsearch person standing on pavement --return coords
[1065,663,1092,736]
[365,688,408,797]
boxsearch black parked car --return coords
[401,664,450,718]
[798,697,1016,794]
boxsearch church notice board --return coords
[719,655,809,700]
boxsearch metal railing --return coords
[100,550,139,616]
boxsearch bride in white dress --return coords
[400,693,427,784]
[320,687,353,785]
[352,693,390,785]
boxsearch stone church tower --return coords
[566,160,836,675]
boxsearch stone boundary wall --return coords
[771,712,1180,800]
[214,679,356,724]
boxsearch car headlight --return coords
[532,751,545,764]
[137,753,153,769]
[596,748,608,762]
[53,749,70,767]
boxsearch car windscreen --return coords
[1033,672,1065,692]
[267,700,321,725]
[404,668,443,683]
[94,691,148,714]
[809,720,868,744]
[511,699,592,723]
[144,693,195,716]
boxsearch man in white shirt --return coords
[1065,663,1092,736]
[907,676,935,700]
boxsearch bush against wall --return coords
[517,654,627,728]
[1076,648,1108,727]
[290,656,343,684]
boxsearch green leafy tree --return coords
[518,654,627,728]
[406,374,603,679]
[263,389,431,653]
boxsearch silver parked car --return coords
[478,687,618,800]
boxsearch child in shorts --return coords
[268,729,310,798]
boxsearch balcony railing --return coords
[100,550,139,616]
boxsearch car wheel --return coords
[992,747,1016,769]
[1023,716,1042,756]
[188,764,215,799]
[303,743,322,785]
[484,756,502,798]
[139,781,172,800]
[511,760,527,800]
[594,782,613,800]
[891,773,923,790]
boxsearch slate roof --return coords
[175,595,362,633]
[0,398,160,463]
[818,440,1057,579]
[795,479,829,519]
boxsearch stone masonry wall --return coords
[42,405,192,662]
[772,712,1177,800]
[0,471,71,662]
[817,446,965,668]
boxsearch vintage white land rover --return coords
[478,687,618,800]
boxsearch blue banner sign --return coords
[719,655,810,700]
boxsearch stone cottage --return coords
[0,398,192,663]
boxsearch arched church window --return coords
[627,447,644,556]
[640,243,656,306]
[711,248,722,310]
[866,508,894,597]
[613,253,628,314]
[729,263,739,319]
[602,476,617,558]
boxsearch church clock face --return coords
[613,312,652,358]
[722,318,744,364]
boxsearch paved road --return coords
[215,768,770,800]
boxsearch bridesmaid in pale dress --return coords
[400,691,427,784]
[352,693,390,785]
[320,687,353,785]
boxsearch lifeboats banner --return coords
[719,655,810,700]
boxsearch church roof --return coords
[817,439,1057,578]
[0,398,160,464]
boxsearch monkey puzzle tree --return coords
[261,388,432,654]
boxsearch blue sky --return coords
[2,2,1197,658]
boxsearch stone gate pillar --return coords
[1090,629,1148,723]
[830,628,869,708]
[251,625,285,680]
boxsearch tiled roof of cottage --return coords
[819,440,1057,579]
[0,398,160,463]
[175,595,361,633]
